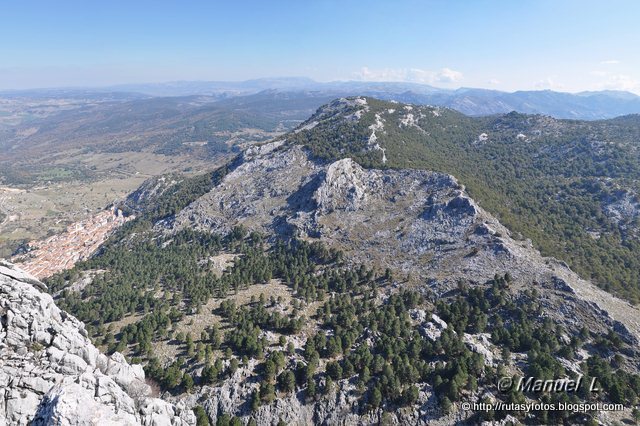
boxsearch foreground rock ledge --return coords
[0,260,195,426]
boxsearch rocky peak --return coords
[118,174,181,215]
[310,96,369,122]
[314,158,374,213]
[0,260,195,425]
[290,97,371,138]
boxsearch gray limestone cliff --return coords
[0,260,196,426]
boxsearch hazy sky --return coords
[2,0,639,93]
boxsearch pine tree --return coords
[370,386,382,409]
[250,390,260,412]
[306,378,317,401]
[440,396,452,414]
[193,406,210,426]
[182,373,194,393]
[278,370,296,393]
[260,382,276,403]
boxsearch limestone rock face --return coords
[314,158,377,214]
[193,374,446,426]
[0,260,195,426]
[118,174,180,215]
[31,378,140,426]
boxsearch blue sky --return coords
[1,0,639,93]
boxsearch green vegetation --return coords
[287,110,382,168]
[193,405,210,426]
[292,99,640,303]
[119,161,236,222]
[47,222,639,423]
[0,163,94,185]
[48,225,268,339]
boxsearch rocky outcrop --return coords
[0,260,195,426]
[178,369,451,426]
[314,158,378,214]
[172,138,640,348]
[602,189,640,235]
[117,174,180,215]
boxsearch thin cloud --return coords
[534,77,565,90]
[589,69,640,92]
[354,67,463,85]
[435,68,463,83]
[598,74,639,92]
[600,60,621,65]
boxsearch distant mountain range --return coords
[5,77,637,120]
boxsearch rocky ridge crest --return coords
[172,133,640,344]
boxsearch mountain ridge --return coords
[169,128,640,343]
[285,97,640,303]
[4,78,640,120]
